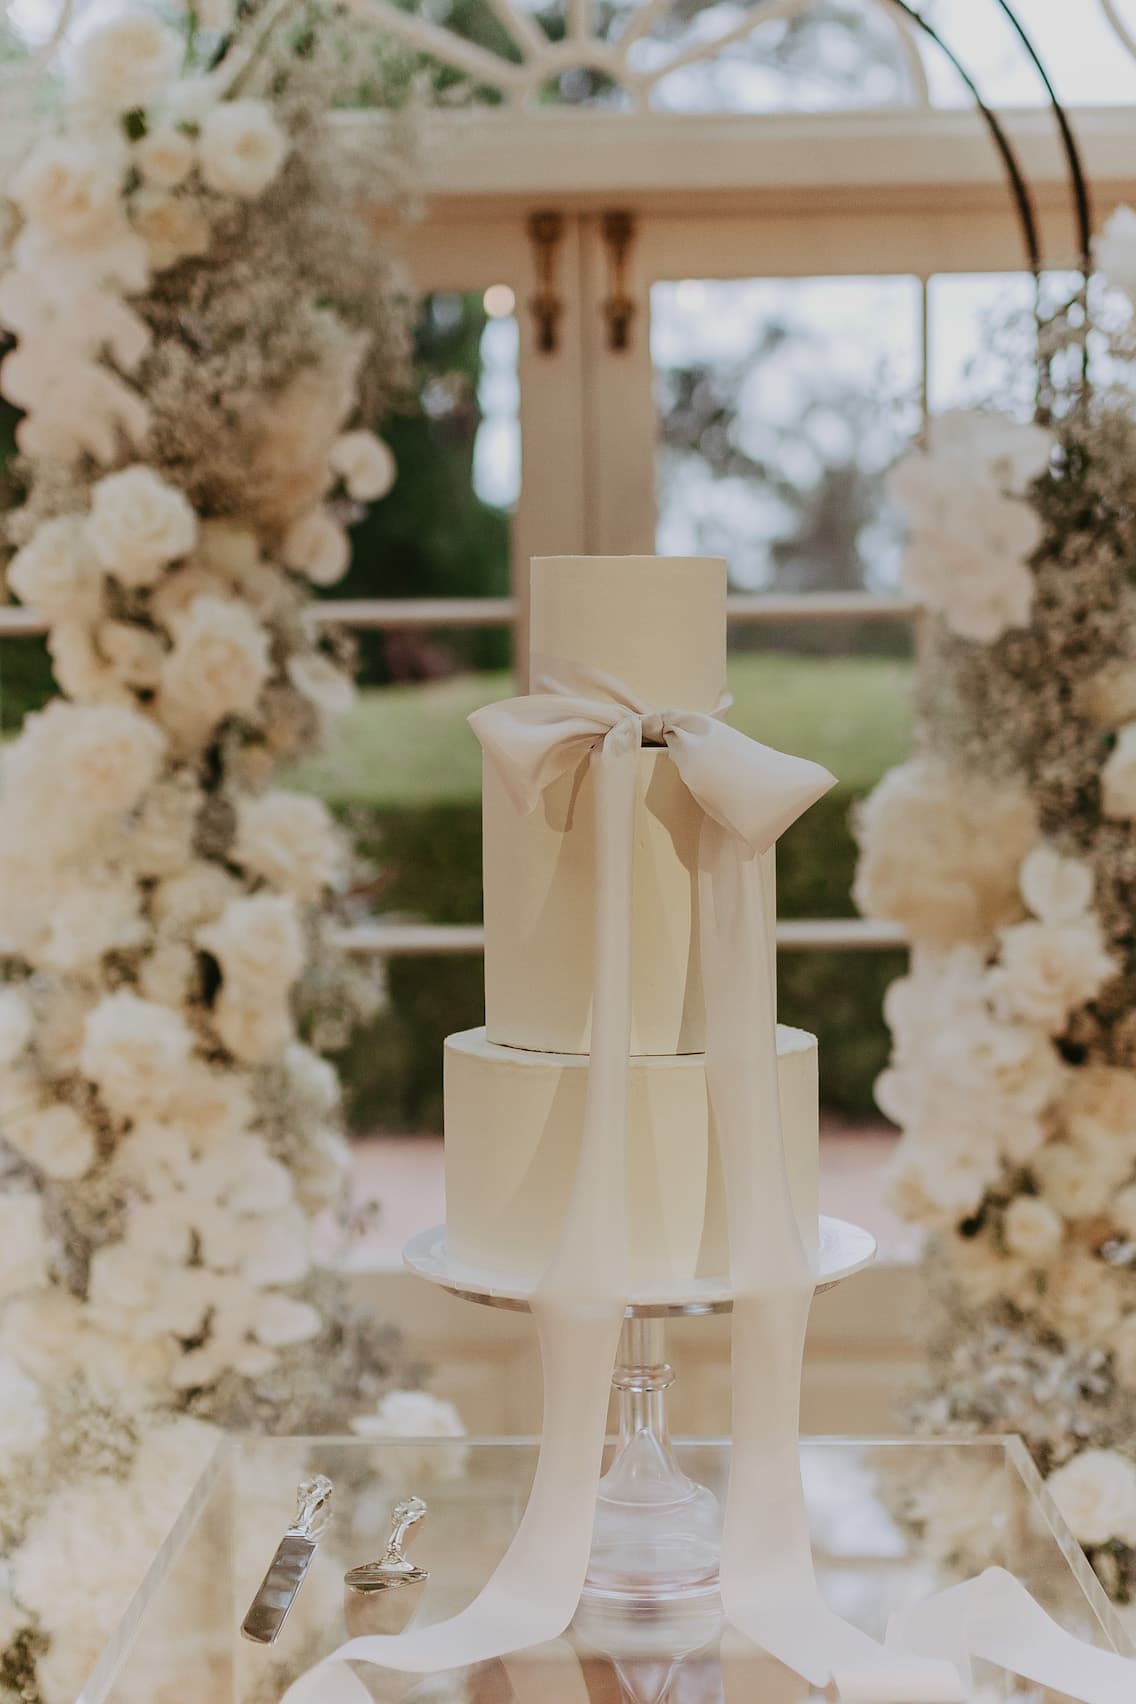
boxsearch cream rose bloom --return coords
[88,465,197,587]
[69,13,182,112]
[38,868,147,971]
[149,562,230,631]
[234,791,343,900]
[196,519,260,583]
[1033,1141,1120,1222]
[9,135,123,246]
[885,1123,1001,1226]
[1102,723,1136,821]
[1095,203,1136,302]
[0,1355,47,1472]
[48,620,132,707]
[284,1041,340,1114]
[350,1390,469,1483]
[1002,1195,1063,1263]
[131,190,211,272]
[198,100,288,200]
[1043,1251,1123,1343]
[212,991,294,1065]
[1048,1449,1136,1546]
[198,892,304,997]
[127,775,201,878]
[0,1195,48,1302]
[1019,845,1095,924]
[282,507,351,587]
[1079,659,1136,730]
[287,651,356,718]
[7,514,104,620]
[990,917,1116,1034]
[138,939,197,1009]
[4,1102,96,1181]
[134,126,195,190]
[57,702,166,819]
[0,989,33,1068]
[854,758,1037,948]
[80,991,193,1121]
[152,862,242,935]
[160,595,271,730]
[329,430,396,502]
[1111,1314,1136,1391]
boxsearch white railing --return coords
[0,590,912,958]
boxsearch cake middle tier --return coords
[484,747,776,1055]
[444,1025,817,1288]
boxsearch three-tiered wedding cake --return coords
[444,555,818,1286]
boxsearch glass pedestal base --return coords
[584,1318,722,1602]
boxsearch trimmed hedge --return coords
[332,787,902,1131]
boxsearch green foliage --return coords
[329,292,511,684]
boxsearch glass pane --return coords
[87,1437,1133,1702]
[652,275,922,597]
[927,270,1087,417]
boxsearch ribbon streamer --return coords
[283,665,1136,1704]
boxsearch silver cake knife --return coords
[241,1475,334,1645]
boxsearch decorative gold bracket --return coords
[601,210,636,352]
[527,209,564,355]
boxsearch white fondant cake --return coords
[444,554,820,1286]
[445,1025,818,1286]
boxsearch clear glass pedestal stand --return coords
[402,1218,877,1606]
[584,1314,721,1601]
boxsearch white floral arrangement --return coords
[0,6,431,1698]
[856,215,1136,1606]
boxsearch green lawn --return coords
[284,653,914,809]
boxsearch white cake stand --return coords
[404,1216,876,1604]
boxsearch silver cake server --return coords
[241,1475,334,1645]
[344,1495,429,1637]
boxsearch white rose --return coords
[884,1123,1000,1225]
[198,100,288,201]
[854,759,1036,948]
[1095,204,1136,303]
[287,651,356,718]
[134,126,195,190]
[98,619,166,689]
[152,861,241,935]
[198,892,304,996]
[0,989,33,1067]
[251,1291,322,1347]
[284,1041,340,1114]
[0,1195,47,1301]
[1033,1141,1118,1221]
[9,134,123,245]
[241,1204,309,1286]
[138,939,197,1008]
[131,189,211,271]
[197,519,261,582]
[1112,1185,1136,1241]
[990,917,1116,1034]
[160,595,271,730]
[0,1356,47,1470]
[282,507,351,587]
[169,1064,254,1149]
[59,702,166,816]
[1048,1449,1136,1547]
[329,431,396,502]
[127,775,201,879]
[1111,1314,1136,1391]
[39,868,147,970]
[80,991,193,1121]
[7,515,104,620]
[88,465,197,587]
[4,1102,96,1181]
[212,991,294,1064]
[149,563,230,632]
[233,791,343,900]
[48,619,133,706]
[1002,1195,1064,1262]
[1079,659,1136,730]
[69,12,182,112]
[350,1390,469,1483]
[1044,1251,1123,1342]
[1102,723,1136,821]
[1019,845,1094,924]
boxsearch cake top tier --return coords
[529,556,726,713]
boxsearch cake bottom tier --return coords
[443,1025,818,1288]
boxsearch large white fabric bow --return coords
[283,663,1136,1704]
